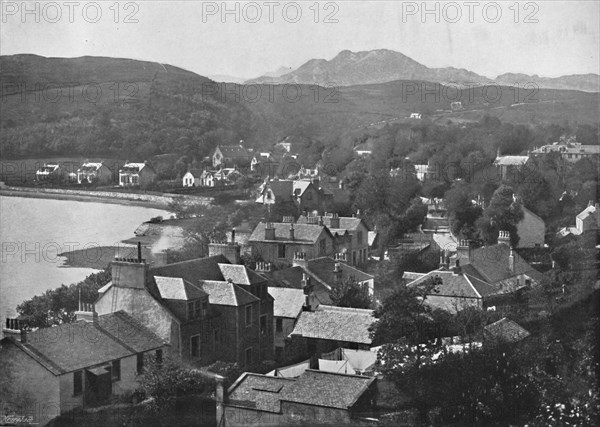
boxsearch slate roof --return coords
[218,263,266,286]
[268,287,306,318]
[280,369,375,410]
[227,373,296,413]
[484,317,530,343]
[306,257,373,287]
[466,244,542,284]
[249,222,329,244]
[292,180,312,197]
[265,180,294,199]
[5,311,166,375]
[154,276,207,300]
[200,280,259,306]
[297,215,366,232]
[185,169,203,179]
[577,204,598,221]
[149,255,229,285]
[408,270,484,299]
[121,162,154,173]
[368,231,378,247]
[217,144,252,158]
[262,266,332,305]
[290,305,374,345]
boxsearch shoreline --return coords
[0,186,212,210]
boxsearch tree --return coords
[477,185,523,247]
[369,276,441,345]
[137,356,213,413]
[17,269,111,328]
[329,277,372,309]
[444,181,483,241]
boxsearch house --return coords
[409,113,422,119]
[450,101,463,111]
[288,304,375,358]
[531,136,600,163]
[494,150,530,181]
[414,164,429,181]
[182,169,202,187]
[407,232,542,314]
[576,201,600,234]
[267,286,306,361]
[0,311,166,426]
[255,179,294,205]
[224,369,377,426]
[94,239,274,367]
[248,222,336,266]
[119,161,156,188]
[353,141,374,157]
[297,213,371,266]
[483,317,530,344]
[212,143,252,168]
[388,233,439,268]
[35,163,61,182]
[77,161,112,185]
[200,170,216,187]
[516,206,545,248]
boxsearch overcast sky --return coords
[2,1,599,79]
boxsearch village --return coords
[1,131,598,427]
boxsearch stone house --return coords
[0,312,166,426]
[77,161,112,185]
[223,369,377,426]
[94,241,273,367]
[407,232,543,314]
[212,143,252,169]
[119,161,156,188]
[248,222,335,266]
[297,213,371,266]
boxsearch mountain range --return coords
[246,49,599,93]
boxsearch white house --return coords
[119,161,157,188]
[77,161,112,185]
[410,113,422,119]
[182,169,202,187]
[35,163,61,182]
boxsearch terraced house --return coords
[94,240,274,367]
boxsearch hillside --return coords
[247,49,600,93]
[0,55,598,168]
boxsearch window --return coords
[246,305,253,326]
[319,239,326,255]
[111,360,121,381]
[191,335,200,358]
[245,347,253,366]
[276,318,283,333]
[73,371,83,396]
[278,244,286,258]
[137,353,144,375]
[132,175,139,184]
[260,315,268,336]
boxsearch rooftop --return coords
[200,280,259,306]
[291,305,374,345]
[268,287,306,318]
[154,276,207,300]
[4,311,166,375]
[484,317,530,343]
[249,222,330,244]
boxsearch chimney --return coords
[3,318,25,341]
[509,247,515,273]
[137,242,142,262]
[457,240,471,263]
[318,216,324,226]
[329,213,340,229]
[439,251,450,270]
[452,260,461,275]
[231,228,236,244]
[208,239,241,264]
[289,224,295,241]
[338,180,344,190]
[255,261,272,272]
[264,222,276,240]
[75,302,98,323]
[333,261,343,281]
[302,273,319,312]
[334,252,347,263]
[112,257,148,289]
[293,251,308,268]
[498,230,510,246]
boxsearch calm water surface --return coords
[0,196,169,321]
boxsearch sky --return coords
[1,1,599,80]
